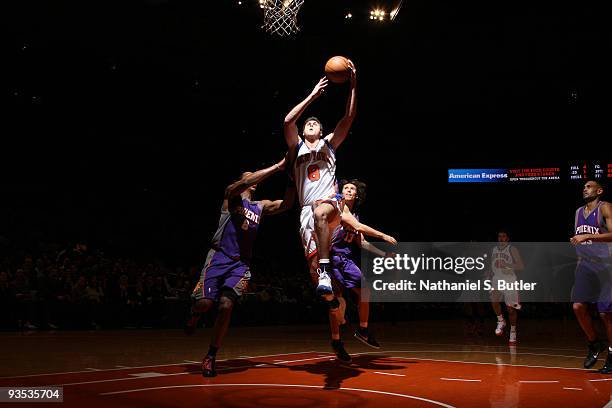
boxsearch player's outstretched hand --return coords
[275,157,286,171]
[310,77,328,99]
[382,234,397,245]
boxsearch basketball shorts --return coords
[299,195,343,259]
[191,248,251,302]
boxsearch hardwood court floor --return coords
[1,319,611,407]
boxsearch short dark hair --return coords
[497,229,510,238]
[339,179,367,210]
[585,180,604,192]
[304,116,321,126]
[303,116,323,136]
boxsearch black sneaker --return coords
[599,351,612,374]
[354,329,381,349]
[331,340,352,364]
[184,313,201,336]
[202,355,216,377]
[584,340,607,369]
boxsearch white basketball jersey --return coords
[492,244,514,275]
[293,138,337,206]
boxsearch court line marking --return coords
[5,348,598,386]
[589,378,612,382]
[354,351,593,371]
[376,340,588,353]
[247,338,590,354]
[387,355,590,372]
[519,380,560,384]
[41,350,612,386]
[60,372,190,386]
[98,383,456,408]
[0,351,320,379]
[563,387,582,391]
[6,348,595,385]
[128,373,167,378]
[360,349,585,359]
[56,351,596,388]
[373,372,406,377]
[440,378,481,382]
[56,354,337,386]
[269,356,334,365]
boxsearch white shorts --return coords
[299,196,343,259]
[491,272,521,310]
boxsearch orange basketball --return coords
[324,56,351,84]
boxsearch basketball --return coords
[324,56,351,84]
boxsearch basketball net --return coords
[262,0,305,37]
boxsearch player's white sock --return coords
[319,259,330,272]
[497,315,504,322]
[510,325,516,332]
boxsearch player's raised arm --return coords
[224,158,285,204]
[341,205,396,245]
[261,184,297,216]
[326,60,357,150]
[283,77,328,148]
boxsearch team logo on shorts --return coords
[235,277,249,294]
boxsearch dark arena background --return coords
[4,1,612,407]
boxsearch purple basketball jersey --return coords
[331,214,361,261]
[574,201,611,259]
[211,198,263,261]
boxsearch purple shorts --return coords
[331,254,362,289]
[572,259,612,313]
[192,249,250,302]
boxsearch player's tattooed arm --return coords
[284,77,328,148]
[326,60,356,150]
[341,206,397,245]
[261,185,297,216]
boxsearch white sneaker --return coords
[495,319,506,336]
[316,269,333,296]
[509,331,517,344]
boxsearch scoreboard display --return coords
[449,161,611,183]
[568,161,607,181]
